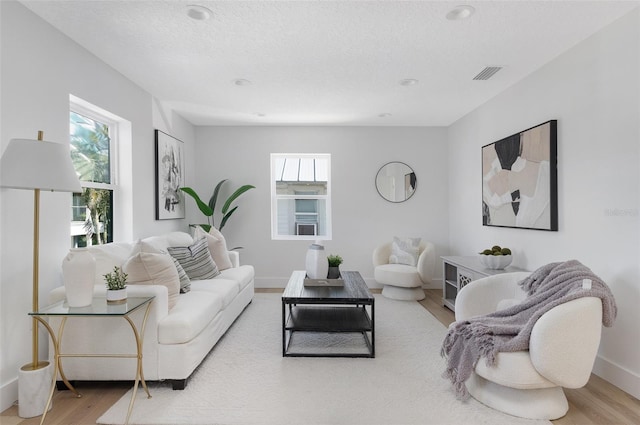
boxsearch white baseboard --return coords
[422,278,443,290]
[0,377,18,414]
[592,354,640,399]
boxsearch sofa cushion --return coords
[158,291,223,344]
[165,232,195,248]
[194,226,233,271]
[167,238,220,280]
[89,243,133,285]
[143,232,194,252]
[218,265,255,291]
[123,251,180,310]
[190,278,239,308]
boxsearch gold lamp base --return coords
[20,360,50,372]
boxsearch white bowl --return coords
[479,254,512,270]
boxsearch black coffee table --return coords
[282,270,375,357]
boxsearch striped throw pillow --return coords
[171,256,191,293]
[167,238,220,280]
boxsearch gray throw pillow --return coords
[171,256,191,293]
[167,237,220,280]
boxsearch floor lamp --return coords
[0,131,81,418]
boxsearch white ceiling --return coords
[20,0,639,127]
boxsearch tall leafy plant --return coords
[181,179,255,232]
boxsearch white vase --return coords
[62,248,95,307]
[305,243,328,279]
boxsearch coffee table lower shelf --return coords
[283,305,374,358]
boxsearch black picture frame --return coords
[482,120,558,231]
[155,130,185,220]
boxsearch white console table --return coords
[441,256,527,312]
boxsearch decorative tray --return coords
[303,275,344,287]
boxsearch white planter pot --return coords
[107,288,127,303]
[62,248,95,307]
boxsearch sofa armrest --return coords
[530,297,602,387]
[455,272,530,321]
[228,250,240,268]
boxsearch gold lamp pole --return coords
[23,131,46,372]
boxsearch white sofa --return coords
[48,231,254,390]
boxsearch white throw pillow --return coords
[89,243,133,285]
[130,239,191,293]
[193,226,233,271]
[123,251,180,310]
[389,237,421,267]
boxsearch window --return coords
[69,104,118,247]
[271,153,331,240]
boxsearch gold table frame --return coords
[30,296,155,425]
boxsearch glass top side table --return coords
[30,296,155,425]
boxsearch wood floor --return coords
[2,288,638,425]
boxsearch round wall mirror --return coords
[375,162,417,203]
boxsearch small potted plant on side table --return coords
[104,266,128,303]
[327,254,343,279]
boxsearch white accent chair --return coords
[455,272,604,420]
[372,240,435,301]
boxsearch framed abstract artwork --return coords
[482,120,558,231]
[155,130,185,220]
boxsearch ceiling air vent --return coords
[473,66,503,80]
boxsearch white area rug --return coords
[98,293,550,425]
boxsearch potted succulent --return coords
[327,254,343,279]
[104,266,128,303]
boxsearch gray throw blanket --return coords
[441,260,617,399]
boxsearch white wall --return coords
[192,126,449,288]
[447,9,640,398]
[0,1,195,410]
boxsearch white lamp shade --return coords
[0,138,82,192]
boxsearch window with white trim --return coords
[271,153,331,240]
[69,101,118,247]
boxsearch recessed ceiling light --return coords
[446,5,475,21]
[186,5,213,21]
[378,113,392,118]
[399,79,419,86]
[233,79,252,86]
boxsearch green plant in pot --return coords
[180,179,255,232]
[327,254,343,279]
[104,266,128,303]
